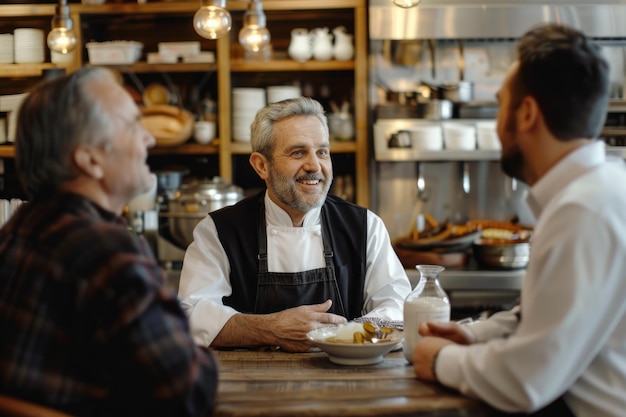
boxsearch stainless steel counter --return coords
[405,267,524,291]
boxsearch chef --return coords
[179,97,411,353]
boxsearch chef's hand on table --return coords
[269,299,347,352]
[412,321,478,382]
[215,300,346,352]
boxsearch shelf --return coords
[228,140,358,155]
[97,62,217,74]
[0,145,14,158]
[230,59,354,72]
[0,63,63,78]
[149,142,219,155]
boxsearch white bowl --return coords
[408,124,443,151]
[307,324,403,365]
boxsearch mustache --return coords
[296,174,326,182]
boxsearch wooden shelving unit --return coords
[0,0,369,207]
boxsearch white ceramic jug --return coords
[333,26,354,61]
[288,28,312,62]
[311,27,333,61]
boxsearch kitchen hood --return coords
[369,0,626,39]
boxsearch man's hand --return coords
[412,336,453,381]
[267,299,347,352]
[214,300,346,352]
[418,321,477,345]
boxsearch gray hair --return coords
[250,96,328,158]
[15,66,117,199]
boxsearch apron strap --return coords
[257,197,269,274]
[320,209,334,265]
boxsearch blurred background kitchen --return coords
[2,0,626,318]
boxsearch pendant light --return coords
[390,0,421,8]
[238,0,271,53]
[194,0,232,40]
[47,0,77,54]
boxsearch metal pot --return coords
[472,239,530,270]
[160,176,244,248]
[423,99,453,120]
[442,81,474,103]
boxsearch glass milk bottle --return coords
[403,264,450,363]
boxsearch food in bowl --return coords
[307,322,403,365]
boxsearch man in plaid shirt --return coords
[0,67,218,416]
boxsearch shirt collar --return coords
[526,140,606,219]
[264,192,322,227]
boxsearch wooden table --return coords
[214,349,504,417]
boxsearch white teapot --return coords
[288,28,312,62]
[333,26,354,61]
[311,27,333,61]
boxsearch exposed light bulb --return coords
[47,0,77,54]
[238,0,270,53]
[194,0,232,40]
[47,27,77,54]
[390,0,421,8]
[239,26,271,52]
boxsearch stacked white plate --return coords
[232,88,266,142]
[13,28,44,64]
[442,122,477,151]
[475,121,501,150]
[0,34,14,64]
[408,124,443,151]
[266,85,301,104]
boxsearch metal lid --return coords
[178,176,244,203]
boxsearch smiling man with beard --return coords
[179,97,411,352]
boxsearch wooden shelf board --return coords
[0,63,62,78]
[149,142,219,155]
[230,59,354,72]
[0,146,15,158]
[96,62,217,74]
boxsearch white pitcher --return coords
[333,26,354,61]
[288,28,312,62]
[311,27,333,61]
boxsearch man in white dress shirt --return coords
[412,24,626,417]
[179,97,411,352]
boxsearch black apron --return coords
[253,200,346,317]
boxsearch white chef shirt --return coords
[436,141,626,417]
[179,193,412,347]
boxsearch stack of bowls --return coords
[443,122,477,151]
[266,85,301,104]
[408,124,443,151]
[232,88,266,142]
[476,121,501,150]
[0,34,14,64]
[51,50,75,65]
[13,28,44,64]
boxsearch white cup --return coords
[194,121,216,145]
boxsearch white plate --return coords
[307,325,403,366]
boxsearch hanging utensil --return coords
[462,161,470,194]
[405,162,430,239]
[458,39,465,81]
[428,39,436,80]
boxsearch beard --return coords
[499,109,527,183]
[268,167,333,213]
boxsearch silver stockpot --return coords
[159,176,244,249]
